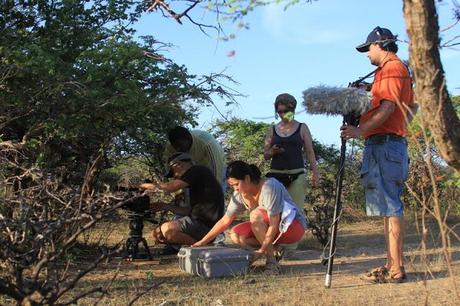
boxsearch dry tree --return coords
[0,141,132,305]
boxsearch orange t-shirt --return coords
[360,53,414,139]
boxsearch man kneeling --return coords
[140,152,224,254]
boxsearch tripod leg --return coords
[325,137,347,288]
[125,237,140,261]
[141,238,153,260]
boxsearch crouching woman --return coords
[193,160,307,274]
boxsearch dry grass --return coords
[2,217,459,306]
[80,218,460,305]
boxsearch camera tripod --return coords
[124,211,153,261]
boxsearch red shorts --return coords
[230,209,305,244]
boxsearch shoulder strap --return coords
[295,122,302,134]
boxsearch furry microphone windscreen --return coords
[302,86,372,116]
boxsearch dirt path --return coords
[76,218,460,305]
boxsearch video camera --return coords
[120,192,151,215]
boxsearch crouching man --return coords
[140,152,224,254]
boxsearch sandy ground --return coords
[1,217,459,305]
[72,217,460,306]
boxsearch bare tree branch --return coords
[0,140,146,304]
[442,35,460,47]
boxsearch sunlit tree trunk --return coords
[403,0,460,173]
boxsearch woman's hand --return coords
[252,248,265,261]
[192,240,206,247]
[271,144,285,156]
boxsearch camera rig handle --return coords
[349,68,379,90]
[344,68,379,126]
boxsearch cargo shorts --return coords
[361,137,409,217]
[176,216,212,241]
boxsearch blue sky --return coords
[135,0,460,146]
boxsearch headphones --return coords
[374,26,397,49]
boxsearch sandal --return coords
[365,266,388,278]
[274,248,285,263]
[361,266,388,283]
[362,268,406,284]
[400,266,407,280]
[364,266,407,279]
[384,273,405,283]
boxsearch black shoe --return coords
[155,245,179,256]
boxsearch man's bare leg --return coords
[387,216,404,277]
[399,217,405,268]
[384,217,390,269]
[160,221,197,245]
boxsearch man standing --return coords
[140,152,225,252]
[165,126,226,190]
[340,26,418,283]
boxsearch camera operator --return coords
[140,152,225,255]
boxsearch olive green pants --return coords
[267,168,307,217]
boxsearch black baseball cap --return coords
[165,152,192,177]
[356,26,396,52]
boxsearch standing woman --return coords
[193,161,307,274]
[264,93,320,214]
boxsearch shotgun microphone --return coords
[302,85,372,117]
